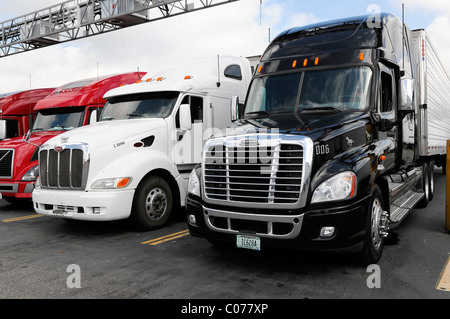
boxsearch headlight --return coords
[187,169,200,196]
[22,165,39,181]
[35,176,41,188]
[311,171,356,203]
[91,177,132,189]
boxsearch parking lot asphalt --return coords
[0,170,448,305]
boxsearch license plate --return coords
[53,209,67,216]
[236,235,260,251]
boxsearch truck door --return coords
[173,94,205,167]
[378,64,398,171]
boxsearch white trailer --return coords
[32,55,252,229]
[413,29,450,169]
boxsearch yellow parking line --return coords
[2,214,43,223]
[141,229,190,245]
[436,256,450,292]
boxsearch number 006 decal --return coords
[315,144,330,155]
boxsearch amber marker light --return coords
[292,60,297,68]
[116,178,131,188]
[360,52,365,61]
[257,65,262,73]
[315,57,319,65]
[303,59,308,67]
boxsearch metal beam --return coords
[0,0,239,58]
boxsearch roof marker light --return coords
[360,52,364,61]
[315,57,319,65]
[292,60,297,68]
[156,77,165,81]
[146,78,153,82]
[184,75,194,80]
[303,59,308,67]
[257,65,262,73]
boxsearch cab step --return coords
[389,190,425,223]
[386,167,424,225]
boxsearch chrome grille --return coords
[203,140,304,205]
[39,144,88,190]
[0,149,14,178]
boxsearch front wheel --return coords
[131,176,173,230]
[357,185,388,265]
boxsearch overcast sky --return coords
[0,0,449,93]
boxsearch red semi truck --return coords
[0,88,55,140]
[0,72,145,204]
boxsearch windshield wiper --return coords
[298,106,342,113]
[127,113,144,118]
[244,110,272,119]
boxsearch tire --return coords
[357,185,388,265]
[131,176,173,230]
[427,160,434,201]
[417,162,429,208]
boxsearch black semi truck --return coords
[185,13,450,264]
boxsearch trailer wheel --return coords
[357,185,387,265]
[131,176,173,230]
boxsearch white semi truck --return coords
[32,55,252,229]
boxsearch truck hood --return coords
[43,119,167,149]
[0,131,62,149]
[232,112,372,142]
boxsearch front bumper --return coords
[0,181,34,199]
[32,187,135,221]
[186,194,371,252]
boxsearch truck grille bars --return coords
[0,149,14,178]
[202,135,313,209]
[38,144,89,190]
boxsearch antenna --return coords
[402,3,405,72]
[216,54,221,88]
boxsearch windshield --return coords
[33,107,85,132]
[244,66,372,117]
[100,92,179,121]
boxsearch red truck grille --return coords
[0,149,14,179]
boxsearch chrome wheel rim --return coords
[145,187,167,220]
[370,197,384,250]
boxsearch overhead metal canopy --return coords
[0,0,238,58]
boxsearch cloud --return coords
[0,0,269,93]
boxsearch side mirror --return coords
[179,104,192,130]
[370,112,396,132]
[0,120,6,140]
[24,129,32,141]
[399,78,414,111]
[89,109,98,124]
[230,96,239,122]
